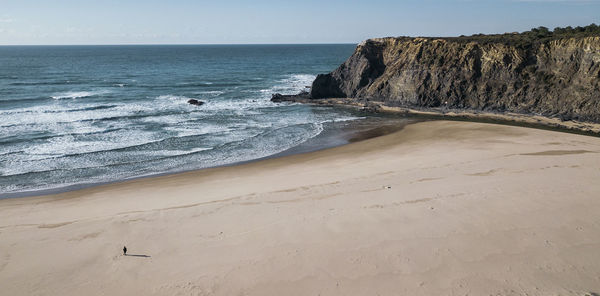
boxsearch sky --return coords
[0,0,599,45]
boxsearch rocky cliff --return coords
[309,35,600,123]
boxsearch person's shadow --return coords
[124,254,151,258]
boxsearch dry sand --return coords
[1,120,600,295]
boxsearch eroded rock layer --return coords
[310,36,600,122]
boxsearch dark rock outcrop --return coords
[187,99,204,106]
[308,36,600,123]
[270,91,310,103]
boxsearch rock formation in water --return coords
[187,99,205,106]
[271,91,310,103]
[282,26,600,123]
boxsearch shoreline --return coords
[6,96,600,200]
[272,96,600,136]
[4,104,599,200]
[2,120,600,295]
[0,115,418,200]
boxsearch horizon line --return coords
[0,42,359,47]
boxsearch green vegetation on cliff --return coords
[444,24,600,49]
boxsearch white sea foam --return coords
[156,95,196,101]
[198,90,225,95]
[51,90,110,100]
[320,116,366,124]
[0,104,124,127]
[163,125,232,138]
[199,98,270,112]
[190,122,325,170]
[1,95,196,128]
[260,74,315,96]
[155,147,213,157]
[21,129,158,157]
[0,144,215,178]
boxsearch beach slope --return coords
[1,121,600,295]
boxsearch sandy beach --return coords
[1,120,600,295]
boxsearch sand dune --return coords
[1,120,600,295]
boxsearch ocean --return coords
[0,44,379,197]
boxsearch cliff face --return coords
[310,37,600,122]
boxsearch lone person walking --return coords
[123,246,127,256]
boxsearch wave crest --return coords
[51,90,110,100]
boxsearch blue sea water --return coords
[0,44,359,197]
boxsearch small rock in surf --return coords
[187,99,204,106]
